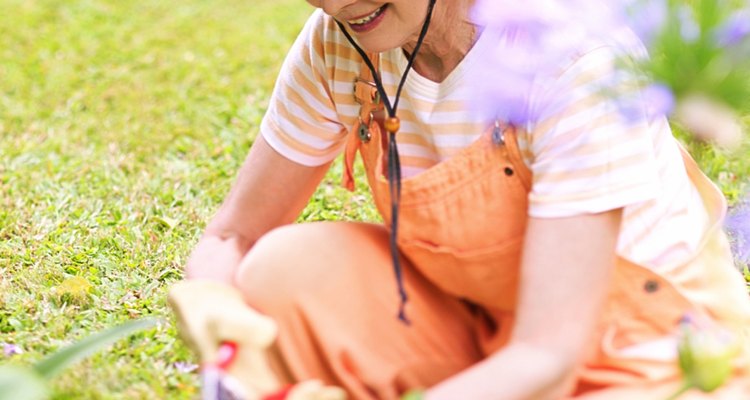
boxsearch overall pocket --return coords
[580,259,695,386]
[399,236,525,311]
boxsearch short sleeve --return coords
[260,10,350,166]
[525,45,662,218]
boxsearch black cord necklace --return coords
[335,0,437,324]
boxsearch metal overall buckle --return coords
[357,111,374,143]
[492,120,506,146]
[354,78,380,143]
[353,77,381,105]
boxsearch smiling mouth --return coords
[347,5,387,26]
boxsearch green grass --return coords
[0,0,747,398]
[0,0,376,398]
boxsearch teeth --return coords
[348,6,383,25]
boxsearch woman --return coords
[168,0,750,399]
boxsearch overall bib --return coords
[241,57,750,399]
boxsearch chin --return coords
[352,34,405,54]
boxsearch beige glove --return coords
[168,279,280,397]
[286,380,347,400]
[168,279,346,400]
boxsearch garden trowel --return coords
[201,342,246,400]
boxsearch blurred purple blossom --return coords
[618,83,675,123]
[726,202,750,265]
[677,6,701,43]
[643,83,675,119]
[620,0,668,46]
[173,361,199,373]
[3,343,23,357]
[716,9,750,47]
[469,0,621,124]
[468,0,667,125]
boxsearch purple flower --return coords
[173,361,199,373]
[617,82,675,124]
[468,0,628,125]
[716,9,750,47]
[726,202,750,265]
[469,0,672,126]
[677,5,701,43]
[3,343,23,357]
[643,83,675,119]
[619,0,668,46]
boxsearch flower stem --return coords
[665,382,693,400]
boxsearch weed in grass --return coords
[52,277,93,307]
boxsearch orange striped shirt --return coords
[261,9,709,269]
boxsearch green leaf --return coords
[0,366,48,400]
[33,318,158,380]
[401,390,425,400]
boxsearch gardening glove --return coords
[168,280,347,400]
[260,380,347,400]
[285,380,347,400]
[168,279,280,397]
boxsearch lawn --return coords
[0,0,748,399]
[0,0,375,398]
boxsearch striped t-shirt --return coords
[260,9,709,269]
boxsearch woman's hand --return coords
[427,208,623,400]
[172,136,336,396]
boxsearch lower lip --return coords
[348,5,387,33]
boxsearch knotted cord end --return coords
[397,296,411,326]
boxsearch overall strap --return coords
[342,53,382,191]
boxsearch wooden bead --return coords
[384,117,400,133]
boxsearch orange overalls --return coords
[237,57,750,399]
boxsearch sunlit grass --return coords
[0,0,376,398]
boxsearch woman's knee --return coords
[233,222,389,315]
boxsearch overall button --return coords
[644,280,660,293]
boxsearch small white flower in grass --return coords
[3,343,23,357]
[173,361,199,373]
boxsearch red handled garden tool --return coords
[199,340,343,400]
[201,341,246,400]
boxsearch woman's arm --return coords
[185,135,331,284]
[427,208,623,400]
